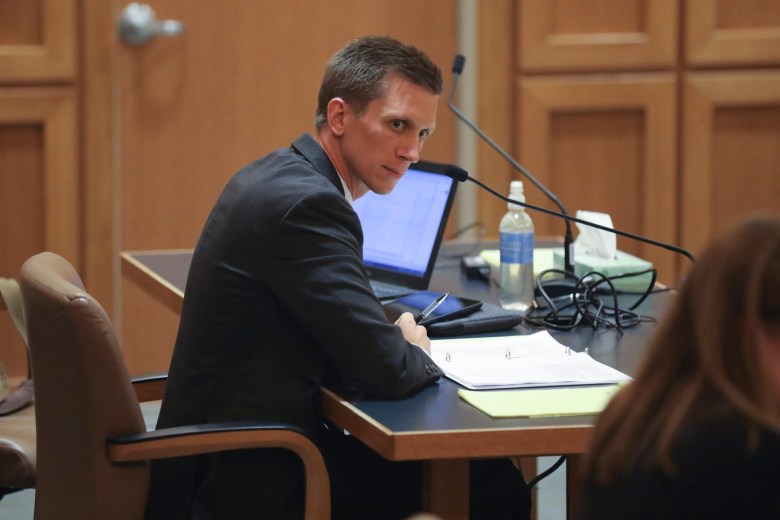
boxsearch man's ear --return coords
[326,98,348,136]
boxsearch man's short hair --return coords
[315,35,443,129]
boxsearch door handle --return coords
[119,3,184,46]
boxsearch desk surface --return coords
[121,246,669,461]
[325,270,667,463]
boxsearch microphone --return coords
[446,54,694,299]
[443,164,695,263]
[448,54,576,275]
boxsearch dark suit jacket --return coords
[147,134,441,519]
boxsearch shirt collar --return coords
[336,172,353,205]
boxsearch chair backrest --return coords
[20,252,148,519]
[0,278,36,494]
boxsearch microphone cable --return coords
[441,165,693,331]
[445,167,696,263]
[527,455,567,490]
[446,53,695,306]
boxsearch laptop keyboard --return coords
[370,281,415,300]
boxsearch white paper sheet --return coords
[430,331,631,390]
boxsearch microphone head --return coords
[444,164,469,183]
[452,54,466,74]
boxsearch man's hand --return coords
[394,311,432,354]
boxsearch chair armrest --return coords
[130,372,167,402]
[107,421,330,518]
[107,421,316,460]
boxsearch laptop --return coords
[352,160,458,300]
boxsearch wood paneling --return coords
[0,89,79,264]
[0,0,76,83]
[686,0,780,66]
[80,0,118,316]
[0,126,44,266]
[0,88,78,380]
[0,0,42,45]
[518,75,678,282]
[477,0,516,235]
[682,71,780,254]
[0,124,42,383]
[119,1,457,251]
[518,0,678,72]
[477,0,780,287]
[117,1,459,374]
[0,1,78,383]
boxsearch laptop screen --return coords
[352,160,457,291]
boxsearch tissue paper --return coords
[574,210,616,260]
[555,210,654,292]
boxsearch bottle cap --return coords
[508,180,525,211]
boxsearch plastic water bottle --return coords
[500,181,534,311]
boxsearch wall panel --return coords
[519,75,678,281]
[0,88,78,382]
[686,0,780,66]
[0,0,76,83]
[518,0,678,72]
[476,0,516,235]
[682,71,780,254]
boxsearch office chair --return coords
[0,403,36,498]
[0,278,36,498]
[20,252,330,519]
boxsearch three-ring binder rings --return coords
[429,331,631,390]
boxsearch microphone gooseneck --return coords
[452,54,466,75]
[447,54,576,275]
[442,165,695,263]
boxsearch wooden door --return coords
[117,1,458,374]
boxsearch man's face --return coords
[339,75,438,198]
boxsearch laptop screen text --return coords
[353,163,455,283]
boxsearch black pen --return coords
[415,292,449,324]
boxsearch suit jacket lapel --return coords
[291,133,344,197]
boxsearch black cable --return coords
[448,54,576,274]
[527,455,567,489]
[525,268,657,332]
[464,175,696,263]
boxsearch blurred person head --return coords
[586,214,780,483]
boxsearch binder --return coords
[430,331,631,390]
[426,301,524,337]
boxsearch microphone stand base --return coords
[535,277,580,300]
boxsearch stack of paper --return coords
[458,385,621,418]
[430,331,631,390]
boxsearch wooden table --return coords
[121,247,669,519]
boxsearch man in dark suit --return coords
[147,36,530,519]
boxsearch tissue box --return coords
[553,249,654,292]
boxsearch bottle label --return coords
[500,231,534,264]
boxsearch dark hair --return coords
[585,214,780,484]
[315,35,443,129]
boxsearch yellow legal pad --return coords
[480,248,559,277]
[458,385,621,418]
